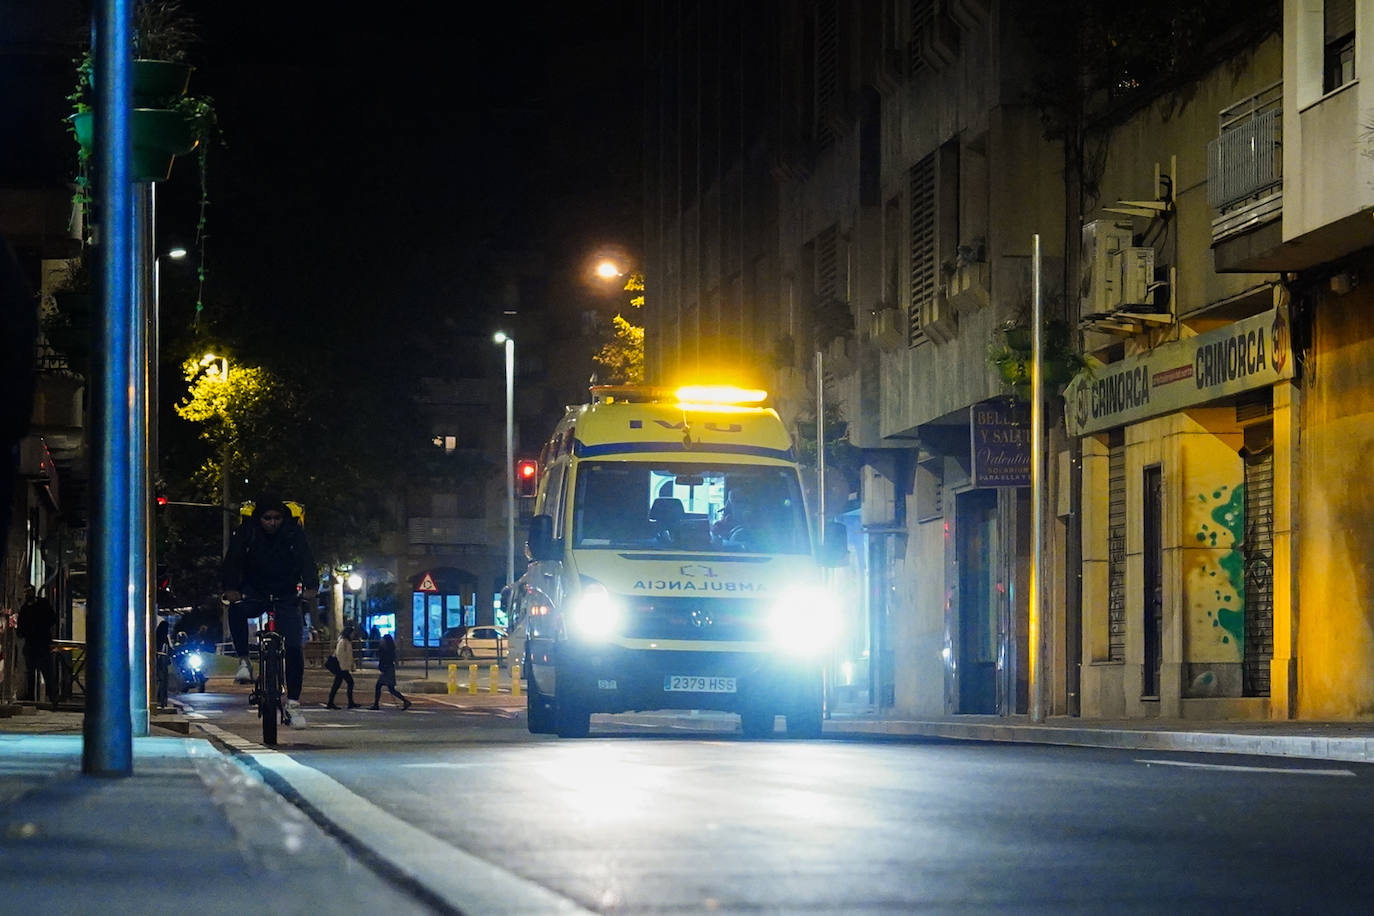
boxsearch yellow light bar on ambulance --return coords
[674,385,768,407]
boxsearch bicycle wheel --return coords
[261,646,280,746]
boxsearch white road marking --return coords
[399,762,483,769]
[308,723,365,728]
[1135,758,1356,777]
[196,722,592,914]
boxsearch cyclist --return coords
[220,496,318,728]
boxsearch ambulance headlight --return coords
[768,586,839,656]
[568,583,621,640]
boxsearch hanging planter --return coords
[988,317,1088,401]
[133,59,193,105]
[71,108,198,183]
[1002,326,1033,351]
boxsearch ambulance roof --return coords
[550,386,794,463]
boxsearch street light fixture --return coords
[493,332,516,590]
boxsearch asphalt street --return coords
[177,675,1374,914]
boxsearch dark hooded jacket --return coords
[220,498,317,598]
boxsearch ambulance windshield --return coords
[572,462,811,554]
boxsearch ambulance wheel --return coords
[740,705,776,738]
[785,701,823,739]
[555,694,590,738]
[527,671,555,734]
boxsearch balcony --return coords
[1208,81,1282,251]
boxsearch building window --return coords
[1324,0,1355,93]
[432,434,458,454]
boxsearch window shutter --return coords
[908,153,936,345]
[908,0,933,76]
[815,0,839,149]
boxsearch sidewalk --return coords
[0,730,439,915]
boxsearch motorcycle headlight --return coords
[768,586,839,656]
[568,583,621,641]
[188,652,203,670]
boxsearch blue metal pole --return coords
[83,0,134,776]
[129,185,150,737]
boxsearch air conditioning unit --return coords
[1079,220,1134,319]
[1120,246,1156,308]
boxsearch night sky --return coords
[154,2,643,361]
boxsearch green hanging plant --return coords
[66,0,221,322]
[987,316,1089,401]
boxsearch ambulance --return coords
[512,384,847,738]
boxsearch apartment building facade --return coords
[643,0,1371,723]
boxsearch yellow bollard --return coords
[488,663,499,693]
[468,663,478,694]
[511,663,522,697]
[447,664,458,694]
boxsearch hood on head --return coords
[252,496,292,521]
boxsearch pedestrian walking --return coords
[325,625,361,709]
[17,585,57,704]
[369,633,411,710]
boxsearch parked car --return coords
[448,625,508,661]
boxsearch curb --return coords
[823,719,1374,764]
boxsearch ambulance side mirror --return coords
[818,521,849,568]
[527,514,560,562]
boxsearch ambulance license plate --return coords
[664,675,736,693]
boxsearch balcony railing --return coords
[1207,81,1282,241]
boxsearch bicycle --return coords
[239,592,301,746]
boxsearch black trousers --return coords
[374,678,407,705]
[22,643,56,702]
[327,669,355,704]
[228,601,305,701]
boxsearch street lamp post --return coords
[494,332,516,589]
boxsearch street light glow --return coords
[595,260,623,280]
[346,573,363,590]
[200,352,229,383]
[166,246,188,260]
[494,331,509,344]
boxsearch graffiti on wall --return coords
[1187,483,1245,660]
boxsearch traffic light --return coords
[156,494,168,506]
[516,459,538,497]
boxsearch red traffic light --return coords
[516,459,538,497]
[156,495,168,506]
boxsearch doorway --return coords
[1142,466,1163,697]
[957,489,999,713]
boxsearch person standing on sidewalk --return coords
[220,496,318,729]
[325,625,361,709]
[369,634,411,710]
[17,585,57,704]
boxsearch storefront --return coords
[1065,305,1295,719]
[406,567,477,651]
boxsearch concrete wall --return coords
[1283,0,1374,242]
[1297,255,1374,717]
